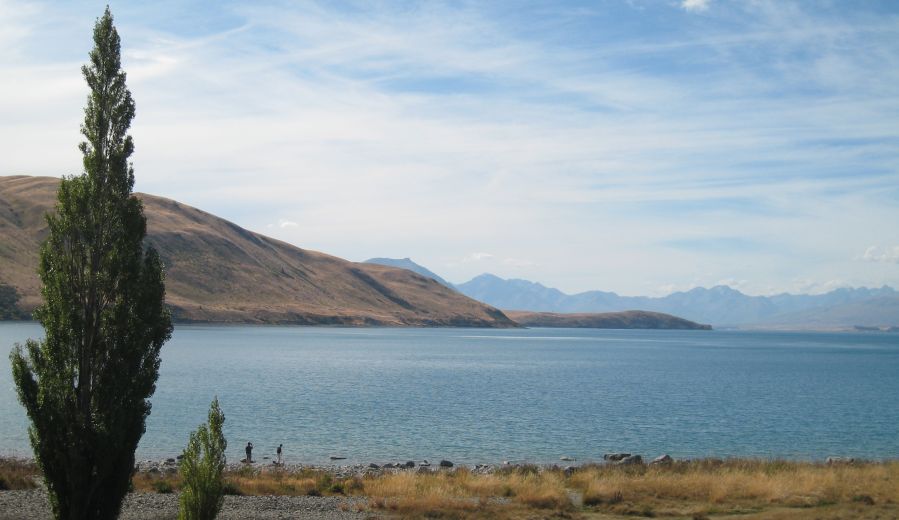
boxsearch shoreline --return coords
[5,318,897,332]
[4,457,897,519]
[6,453,895,478]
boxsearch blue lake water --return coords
[1,322,898,465]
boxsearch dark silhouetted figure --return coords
[276,444,283,465]
[245,441,254,463]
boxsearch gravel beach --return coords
[0,457,512,520]
[0,489,374,520]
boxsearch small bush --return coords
[234,465,256,478]
[221,481,242,496]
[583,487,623,507]
[582,491,602,507]
[344,477,364,494]
[517,491,570,510]
[179,398,227,520]
[0,460,39,490]
[153,480,174,494]
[853,494,875,505]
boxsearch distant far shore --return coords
[504,309,712,330]
[5,317,899,332]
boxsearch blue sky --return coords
[2,0,898,295]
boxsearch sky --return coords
[1,0,898,296]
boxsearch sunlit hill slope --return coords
[0,176,514,327]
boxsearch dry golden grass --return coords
[360,467,574,518]
[131,471,181,494]
[130,466,349,497]
[356,460,899,518]
[571,459,898,519]
[8,457,896,519]
[227,468,322,496]
[0,459,39,490]
[571,459,898,506]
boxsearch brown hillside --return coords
[505,310,712,330]
[0,176,514,327]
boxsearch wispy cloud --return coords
[716,278,749,290]
[503,257,536,268]
[789,278,851,295]
[1,1,898,294]
[463,252,494,263]
[662,237,765,253]
[861,246,899,264]
[681,0,711,12]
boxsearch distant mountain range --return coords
[364,258,899,329]
[0,176,514,327]
[455,274,898,328]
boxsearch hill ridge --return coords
[0,176,515,327]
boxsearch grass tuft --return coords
[0,459,39,490]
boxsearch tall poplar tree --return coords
[9,8,172,520]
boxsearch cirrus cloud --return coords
[681,0,711,12]
[861,246,899,264]
[2,1,898,295]
[462,252,495,263]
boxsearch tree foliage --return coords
[179,398,228,520]
[0,283,28,320]
[9,8,172,520]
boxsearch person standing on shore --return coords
[245,441,254,463]
[276,444,283,465]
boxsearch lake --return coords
[1,322,897,465]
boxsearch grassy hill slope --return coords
[0,176,514,327]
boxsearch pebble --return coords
[0,489,367,520]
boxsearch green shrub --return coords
[179,398,227,520]
[344,477,364,494]
[221,481,242,496]
[153,480,174,494]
